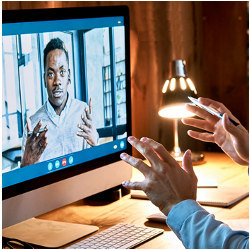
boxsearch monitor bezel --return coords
[2,5,132,200]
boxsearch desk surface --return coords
[38,152,249,249]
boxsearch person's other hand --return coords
[182,97,249,165]
[21,118,48,167]
[120,136,197,216]
[77,98,99,146]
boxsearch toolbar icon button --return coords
[62,158,67,166]
[48,162,53,171]
[55,160,60,168]
[69,156,73,164]
[120,141,125,149]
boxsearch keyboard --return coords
[67,223,164,249]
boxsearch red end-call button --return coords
[62,158,67,166]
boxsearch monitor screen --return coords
[2,6,132,202]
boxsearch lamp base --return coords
[170,151,205,164]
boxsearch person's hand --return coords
[21,118,48,167]
[77,98,99,146]
[182,97,249,165]
[120,136,197,216]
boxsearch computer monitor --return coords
[2,6,132,229]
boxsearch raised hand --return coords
[77,98,99,146]
[120,136,197,216]
[21,118,48,167]
[182,97,249,165]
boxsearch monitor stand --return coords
[85,185,130,202]
[2,217,99,248]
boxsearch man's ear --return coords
[68,69,71,85]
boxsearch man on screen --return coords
[21,38,99,167]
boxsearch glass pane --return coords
[2,117,8,146]
[21,34,32,54]
[2,114,21,172]
[2,36,13,53]
[2,80,6,115]
[22,62,40,116]
[2,115,19,147]
[3,54,17,113]
[20,34,42,117]
[2,35,22,157]
[9,115,19,141]
[85,28,110,129]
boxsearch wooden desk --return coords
[38,152,249,249]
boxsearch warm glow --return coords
[180,77,187,90]
[186,78,197,94]
[162,80,169,93]
[158,104,195,118]
[170,78,176,91]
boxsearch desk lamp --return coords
[158,59,204,162]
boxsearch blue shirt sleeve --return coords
[167,199,249,249]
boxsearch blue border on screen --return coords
[3,139,127,188]
[2,16,124,36]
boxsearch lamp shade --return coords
[158,59,198,118]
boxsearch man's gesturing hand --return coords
[120,136,197,216]
[21,118,48,167]
[77,98,99,146]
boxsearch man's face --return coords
[44,49,69,111]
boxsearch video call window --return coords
[2,26,127,173]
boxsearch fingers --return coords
[182,117,214,132]
[76,130,93,145]
[78,122,92,134]
[84,98,92,121]
[199,97,237,119]
[38,127,48,147]
[26,117,32,133]
[222,113,241,134]
[27,120,43,143]
[76,130,89,139]
[198,97,230,114]
[81,104,92,127]
[127,136,161,166]
[30,126,48,151]
[120,152,150,176]
[185,103,219,123]
[37,139,48,154]
[84,106,92,121]
[32,120,42,137]
[81,114,91,128]
[77,115,98,146]
[222,114,249,163]
[89,97,92,115]
[182,150,195,177]
[122,180,145,190]
[140,137,176,165]
[199,97,240,125]
[187,130,215,143]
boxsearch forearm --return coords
[167,200,249,249]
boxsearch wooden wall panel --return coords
[3,1,248,156]
[200,2,248,130]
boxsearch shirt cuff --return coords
[166,199,207,237]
